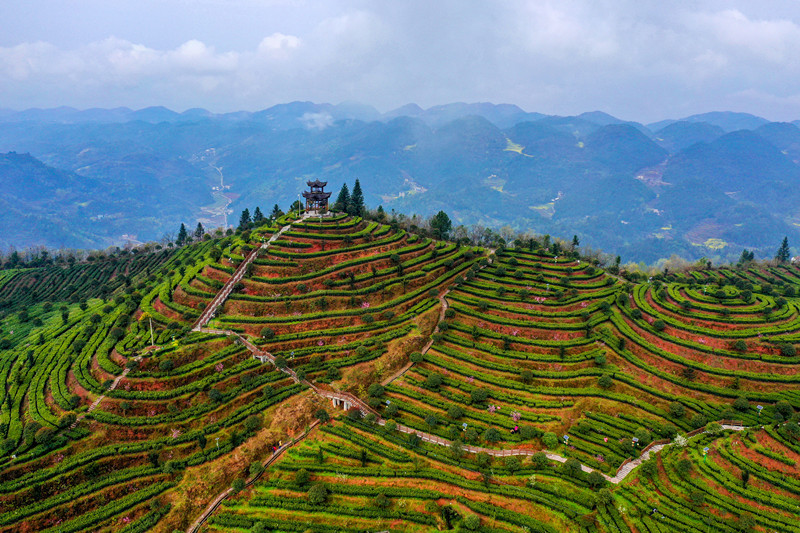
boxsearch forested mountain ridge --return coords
[1,103,799,263]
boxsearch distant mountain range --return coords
[1,103,799,263]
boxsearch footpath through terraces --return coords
[186,216,748,532]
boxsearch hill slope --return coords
[0,212,799,532]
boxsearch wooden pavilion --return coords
[302,179,331,212]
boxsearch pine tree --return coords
[776,236,790,263]
[194,222,204,240]
[270,204,284,219]
[238,208,251,230]
[253,206,264,224]
[429,211,452,240]
[572,235,580,248]
[334,183,350,213]
[350,179,365,216]
[176,223,188,245]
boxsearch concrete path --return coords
[71,355,142,429]
[192,215,307,331]
[185,234,751,529]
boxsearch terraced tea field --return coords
[0,212,798,532]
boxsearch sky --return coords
[1,0,800,123]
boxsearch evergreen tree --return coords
[238,208,251,230]
[738,249,754,265]
[194,222,204,240]
[776,236,790,263]
[572,235,580,248]
[430,211,452,240]
[176,223,188,245]
[253,206,264,224]
[350,179,365,216]
[270,204,284,219]
[334,183,350,213]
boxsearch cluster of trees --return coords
[333,179,366,216]
[237,205,284,231]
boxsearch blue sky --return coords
[2,0,799,122]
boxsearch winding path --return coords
[191,215,307,331]
[185,237,748,530]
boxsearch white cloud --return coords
[1,2,800,121]
[258,33,301,53]
[300,112,333,130]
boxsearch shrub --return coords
[563,458,583,478]
[367,383,385,397]
[596,488,614,507]
[261,327,275,339]
[308,483,328,505]
[244,415,262,432]
[640,459,657,477]
[447,405,464,419]
[425,373,444,389]
[504,456,521,473]
[520,369,533,383]
[652,319,666,331]
[588,470,606,488]
[424,414,438,428]
[597,374,613,389]
[634,427,652,446]
[690,414,707,429]
[733,396,750,412]
[373,493,391,509]
[542,432,559,449]
[470,388,489,404]
[409,352,423,363]
[531,452,549,469]
[296,468,310,486]
[780,344,797,357]
[483,427,501,443]
[775,400,794,418]
[669,402,686,418]
[463,514,481,531]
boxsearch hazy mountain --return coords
[649,111,770,133]
[754,122,800,163]
[653,121,726,153]
[1,103,799,263]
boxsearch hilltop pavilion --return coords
[302,179,331,213]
